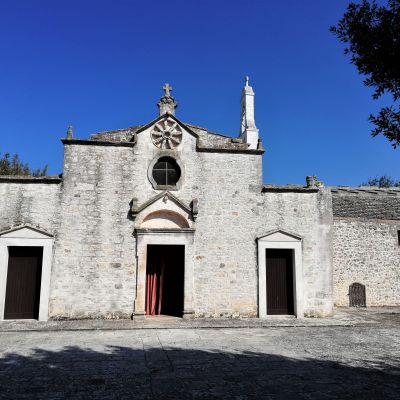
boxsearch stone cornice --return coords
[0,176,62,184]
[61,139,135,147]
[262,185,319,193]
[135,228,196,235]
[197,146,264,155]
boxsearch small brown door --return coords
[4,247,43,320]
[266,249,294,315]
[349,283,366,307]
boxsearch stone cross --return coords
[163,83,172,96]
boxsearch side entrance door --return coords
[4,246,43,319]
[265,249,294,315]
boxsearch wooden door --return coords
[349,283,366,307]
[4,247,43,319]
[266,249,294,315]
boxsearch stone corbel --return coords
[190,199,198,221]
[129,198,139,220]
[131,131,137,145]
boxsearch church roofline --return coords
[79,113,264,154]
[0,175,62,184]
[331,186,400,196]
[197,147,263,154]
[262,184,319,193]
[134,113,199,139]
[61,138,136,147]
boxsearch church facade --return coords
[0,80,399,321]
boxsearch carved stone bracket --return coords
[190,199,198,221]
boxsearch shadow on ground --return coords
[0,346,399,399]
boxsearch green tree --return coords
[361,175,400,187]
[0,152,48,176]
[331,0,400,148]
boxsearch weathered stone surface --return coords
[332,187,400,220]
[333,218,400,306]
[0,181,60,234]
[332,189,400,307]
[0,114,398,319]
[0,312,399,399]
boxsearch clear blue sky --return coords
[0,0,398,185]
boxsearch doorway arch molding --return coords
[134,228,195,318]
[257,229,304,318]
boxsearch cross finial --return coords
[163,83,172,96]
[245,76,249,86]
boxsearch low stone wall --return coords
[332,188,400,307]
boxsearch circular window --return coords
[152,157,181,187]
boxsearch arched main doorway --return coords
[133,208,195,318]
[145,244,184,317]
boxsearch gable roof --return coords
[89,113,264,154]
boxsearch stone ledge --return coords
[262,185,319,193]
[61,138,136,147]
[197,146,264,155]
[331,186,400,196]
[0,175,62,184]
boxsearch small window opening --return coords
[398,230,400,246]
[152,157,181,187]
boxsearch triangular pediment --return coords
[131,192,195,229]
[133,113,199,142]
[131,191,191,216]
[0,224,54,238]
[257,229,302,242]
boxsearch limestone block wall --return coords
[50,143,138,319]
[256,188,333,317]
[332,189,400,306]
[47,120,335,319]
[50,128,266,319]
[0,180,60,234]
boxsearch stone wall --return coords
[0,118,335,319]
[47,120,334,319]
[332,189,400,307]
[50,143,138,319]
[258,188,333,317]
[0,179,60,234]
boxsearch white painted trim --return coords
[0,237,54,321]
[134,230,195,317]
[258,237,304,318]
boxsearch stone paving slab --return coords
[0,316,399,399]
[1,307,400,332]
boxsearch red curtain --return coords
[145,258,165,315]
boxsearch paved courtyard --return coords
[0,311,399,399]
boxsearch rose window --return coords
[151,118,183,149]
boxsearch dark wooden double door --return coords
[266,249,294,315]
[4,247,43,320]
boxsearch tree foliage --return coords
[331,0,400,148]
[0,152,48,177]
[361,175,400,187]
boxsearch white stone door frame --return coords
[134,228,195,318]
[0,226,54,321]
[257,230,304,318]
